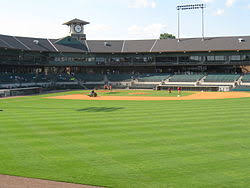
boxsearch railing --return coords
[1,59,250,66]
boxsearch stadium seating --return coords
[53,74,76,82]
[168,74,204,82]
[130,84,157,89]
[16,74,38,83]
[33,74,51,83]
[204,74,240,82]
[0,74,17,84]
[0,73,76,84]
[241,74,250,83]
[0,73,51,84]
[107,74,133,82]
[76,74,104,82]
[0,73,106,84]
[0,73,246,90]
[137,74,170,82]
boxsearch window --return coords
[207,56,214,61]
[155,57,177,62]
[214,56,225,61]
[190,56,202,62]
[134,57,143,62]
[87,57,95,62]
[230,55,241,61]
[241,55,250,61]
[179,56,189,62]
[124,57,132,62]
[54,57,60,62]
[96,58,105,62]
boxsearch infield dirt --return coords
[47,92,250,101]
[0,174,102,188]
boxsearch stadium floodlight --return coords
[177,4,206,41]
[177,4,206,10]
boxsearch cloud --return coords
[128,23,167,39]
[214,8,225,16]
[128,0,156,8]
[226,0,236,7]
[0,16,68,39]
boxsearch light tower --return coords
[177,4,206,41]
[63,18,90,41]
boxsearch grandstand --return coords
[168,74,204,82]
[239,74,250,90]
[1,18,250,91]
[76,74,104,82]
[137,74,170,82]
[107,74,133,82]
[241,74,250,83]
[203,74,240,83]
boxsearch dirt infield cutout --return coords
[46,92,250,101]
[0,174,102,188]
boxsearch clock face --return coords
[74,25,82,33]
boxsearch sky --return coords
[0,0,250,40]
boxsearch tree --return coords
[160,33,176,39]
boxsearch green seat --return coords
[169,75,204,82]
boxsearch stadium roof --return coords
[1,34,250,53]
[63,19,90,25]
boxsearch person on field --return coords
[177,87,182,96]
[89,90,97,97]
[168,88,172,94]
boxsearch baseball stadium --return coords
[1,12,250,188]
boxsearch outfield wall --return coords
[0,87,42,97]
[156,85,230,92]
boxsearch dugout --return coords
[0,87,42,97]
[156,85,230,92]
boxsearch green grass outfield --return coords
[0,90,250,187]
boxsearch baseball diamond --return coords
[1,12,250,188]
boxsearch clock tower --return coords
[63,18,90,40]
